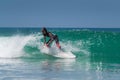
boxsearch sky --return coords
[0,0,120,28]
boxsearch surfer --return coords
[41,27,61,49]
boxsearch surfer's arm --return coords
[44,36,46,44]
[46,32,54,45]
[47,39,53,46]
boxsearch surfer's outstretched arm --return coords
[46,39,53,46]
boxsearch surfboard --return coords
[41,46,76,59]
[53,51,76,58]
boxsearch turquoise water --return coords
[0,28,120,80]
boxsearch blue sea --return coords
[0,27,120,80]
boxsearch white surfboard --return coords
[41,46,76,59]
[53,51,76,58]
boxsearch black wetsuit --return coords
[45,32,59,45]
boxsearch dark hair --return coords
[42,27,49,36]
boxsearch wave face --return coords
[0,28,120,63]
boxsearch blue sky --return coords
[0,0,120,28]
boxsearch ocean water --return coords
[0,27,120,80]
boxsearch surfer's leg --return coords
[56,43,61,49]
[54,35,61,49]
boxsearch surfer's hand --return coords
[44,44,49,47]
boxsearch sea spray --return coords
[0,35,34,58]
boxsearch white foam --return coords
[41,46,76,58]
[0,35,34,58]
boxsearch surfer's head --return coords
[42,27,49,36]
